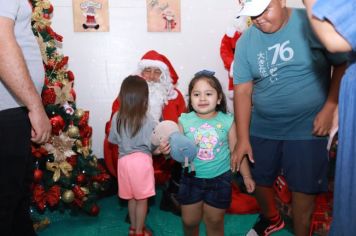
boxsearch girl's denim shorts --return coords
[177,170,232,209]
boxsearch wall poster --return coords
[73,0,109,32]
[146,0,181,32]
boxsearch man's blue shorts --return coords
[177,170,232,209]
[250,136,328,194]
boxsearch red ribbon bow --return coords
[33,184,61,211]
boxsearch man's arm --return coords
[0,16,51,143]
[232,81,254,171]
[303,0,352,53]
[313,62,347,136]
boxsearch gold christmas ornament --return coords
[76,147,83,154]
[33,217,50,232]
[89,156,97,167]
[74,109,85,119]
[35,0,51,9]
[92,181,100,190]
[56,70,66,83]
[67,125,80,138]
[44,133,75,162]
[80,187,90,195]
[46,161,73,182]
[80,147,89,158]
[62,190,75,203]
[49,81,74,106]
[75,140,82,148]
[32,9,50,29]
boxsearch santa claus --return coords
[220,16,250,99]
[104,50,186,214]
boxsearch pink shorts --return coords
[117,152,155,200]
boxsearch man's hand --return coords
[231,141,254,172]
[28,106,51,144]
[313,103,336,136]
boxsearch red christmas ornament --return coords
[97,163,106,173]
[72,185,85,199]
[92,173,111,183]
[89,204,100,216]
[50,115,65,135]
[43,13,50,19]
[76,174,86,185]
[73,198,83,208]
[80,125,92,138]
[45,59,55,70]
[46,26,63,42]
[52,81,63,88]
[70,88,76,101]
[55,56,69,70]
[41,87,56,105]
[46,26,54,36]
[79,111,89,127]
[33,169,43,183]
[44,77,50,86]
[32,145,48,159]
[81,138,90,147]
[66,155,77,167]
[67,70,75,81]
[48,4,54,14]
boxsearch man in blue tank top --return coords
[232,0,347,235]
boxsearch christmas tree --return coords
[29,0,110,216]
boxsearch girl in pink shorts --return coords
[108,75,169,236]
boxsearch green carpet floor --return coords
[36,189,294,236]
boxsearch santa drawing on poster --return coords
[162,8,176,32]
[80,1,101,30]
[146,0,180,32]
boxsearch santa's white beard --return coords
[148,82,168,122]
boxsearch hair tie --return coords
[194,69,215,77]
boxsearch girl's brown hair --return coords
[116,75,149,137]
[187,70,227,113]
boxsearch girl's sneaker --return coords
[247,214,285,236]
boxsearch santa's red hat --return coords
[138,50,178,85]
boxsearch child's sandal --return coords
[128,226,135,236]
[134,227,152,236]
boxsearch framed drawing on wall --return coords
[146,0,181,32]
[73,0,109,32]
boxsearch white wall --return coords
[50,0,304,158]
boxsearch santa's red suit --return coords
[103,51,186,185]
[220,16,250,96]
[220,30,242,91]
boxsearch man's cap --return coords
[237,0,272,17]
